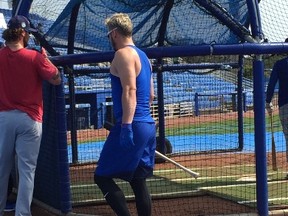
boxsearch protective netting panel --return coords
[259,0,288,42]
[65,57,288,216]
[2,0,286,215]
[62,55,262,215]
[32,72,71,213]
[28,0,249,53]
[263,54,288,210]
[34,82,62,210]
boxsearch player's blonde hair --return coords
[105,13,133,37]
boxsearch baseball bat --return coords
[103,121,200,178]
[270,114,277,171]
[155,151,200,179]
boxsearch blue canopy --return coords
[25,0,252,53]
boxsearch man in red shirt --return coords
[0,15,61,216]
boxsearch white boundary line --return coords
[239,197,288,204]
[71,189,201,204]
[71,172,281,189]
[200,179,288,190]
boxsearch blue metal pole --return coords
[253,59,269,216]
[246,0,263,40]
[247,0,269,215]
[13,0,33,17]
[156,64,166,154]
[50,43,288,66]
[237,55,244,151]
[194,93,199,116]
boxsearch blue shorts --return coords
[95,122,156,181]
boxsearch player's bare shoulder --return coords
[115,46,138,64]
[117,46,137,58]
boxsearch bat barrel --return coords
[155,151,200,178]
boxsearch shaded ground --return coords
[72,195,256,216]
[4,195,257,216]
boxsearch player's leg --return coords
[95,124,132,215]
[0,111,16,215]
[14,111,42,216]
[94,175,130,216]
[130,178,151,216]
[129,122,156,216]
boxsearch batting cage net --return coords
[27,0,250,52]
[1,0,288,215]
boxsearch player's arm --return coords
[48,68,61,85]
[115,48,137,124]
[41,48,61,85]
[46,57,61,85]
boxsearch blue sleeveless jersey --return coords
[110,45,154,123]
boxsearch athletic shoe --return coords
[4,201,15,212]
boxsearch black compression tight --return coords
[94,175,130,216]
[94,175,151,216]
[130,178,152,216]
